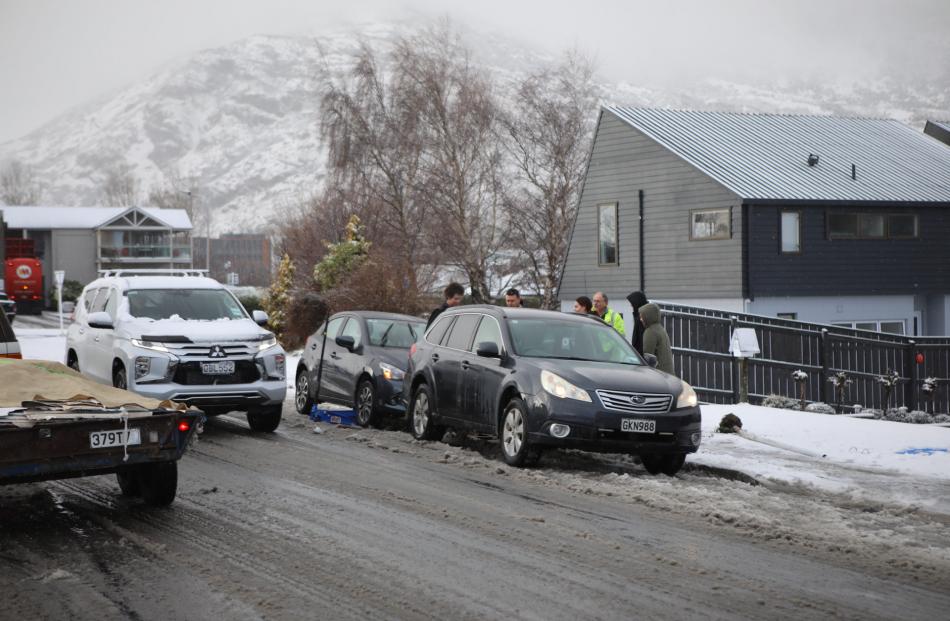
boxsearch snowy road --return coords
[2,399,950,620]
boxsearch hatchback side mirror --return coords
[476,341,501,358]
[87,311,114,330]
[643,353,658,368]
[335,335,356,351]
[252,310,269,326]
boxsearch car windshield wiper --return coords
[379,323,395,347]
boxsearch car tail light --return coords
[178,420,191,432]
[0,352,22,359]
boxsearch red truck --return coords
[4,256,44,315]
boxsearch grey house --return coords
[0,205,193,298]
[559,107,950,336]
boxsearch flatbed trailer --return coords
[0,407,203,506]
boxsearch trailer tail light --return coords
[0,352,22,359]
[178,420,191,432]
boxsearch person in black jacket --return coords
[426,282,465,329]
[626,290,648,355]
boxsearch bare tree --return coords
[0,160,43,205]
[100,162,140,206]
[501,52,600,308]
[400,25,506,303]
[148,169,204,230]
[318,38,431,298]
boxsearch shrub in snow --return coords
[852,404,863,414]
[876,369,903,409]
[934,414,950,424]
[866,408,884,419]
[762,394,800,410]
[805,402,836,414]
[882,408,910,422]
[921,377,940,413]
[828,371,852,413]
[905,410,934,424]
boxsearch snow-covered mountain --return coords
[2,21,947,234]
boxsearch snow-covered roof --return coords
[0,206,192,230]
[605,107,950,203]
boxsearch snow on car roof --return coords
[90,276,225,290]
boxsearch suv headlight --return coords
[258,335,278,352]
[540,370,591,402]
[131,338,169,353]
[380,362,405,381]
[676,380,698,408]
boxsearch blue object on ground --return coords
[896,447,949,456]
[309,405,358,426]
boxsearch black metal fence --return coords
[658,303,950,413]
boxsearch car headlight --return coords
[131,338,169,353]
[540,370,591,402]
[380,362,405,381]
[258,335,278,351]
[676,380,698,408]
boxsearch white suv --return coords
[66,271,287,431]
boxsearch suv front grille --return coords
[173,361,260,385]
[171,344,257,358]
[595,390,672,414]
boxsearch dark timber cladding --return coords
[559,111,743,301]
[747,203,950,297]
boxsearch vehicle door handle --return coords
[461,360,470,370]
[329,352,340,360]
[94,336,100,342]
[311,343,317,350]
[431,353,440,362]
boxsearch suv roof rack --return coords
[97,269,210,278]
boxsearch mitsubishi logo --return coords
[209,345,226,358]
[629,395,646,405]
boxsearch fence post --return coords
[818,328,829,404]
[730,316,740,404]
[906,340,918,411]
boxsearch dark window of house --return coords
[780,211,801,253]
[598,203,618,265]
[828,213,858,238]
[690,208,731,240]
[777,312,797,320]
[888,215,918,238]
[859,214,885,238]
[828,212,918,239]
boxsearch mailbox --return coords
[730,328,760,358]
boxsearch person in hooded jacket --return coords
[639,302,675,375]
[626,291,648,355]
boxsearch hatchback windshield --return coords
[508,317,642,365]
[127,289,248,321]
[367,319,425,348]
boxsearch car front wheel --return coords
[410,384,441,441]
[112,364,128,390]
[500,398,531,467]
[295,369,313,415]
[247,404,282,432]
[355,379,376,428]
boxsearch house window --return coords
[832,320,905,335]
[690,208,731,241]
[598,203,618,265]
[780,211,801,253]
[827,212,918,240]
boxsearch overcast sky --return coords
[1,0,947,143]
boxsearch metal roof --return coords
[605,106,950,203]
[0,206,192,230]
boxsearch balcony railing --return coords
[100,245,192,260]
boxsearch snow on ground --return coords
[15,328,950,515]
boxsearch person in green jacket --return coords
[640,303,675,375]
[592,291,625,336]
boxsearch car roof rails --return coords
[97,269,210,278]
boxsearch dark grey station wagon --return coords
[404,306,701,474]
